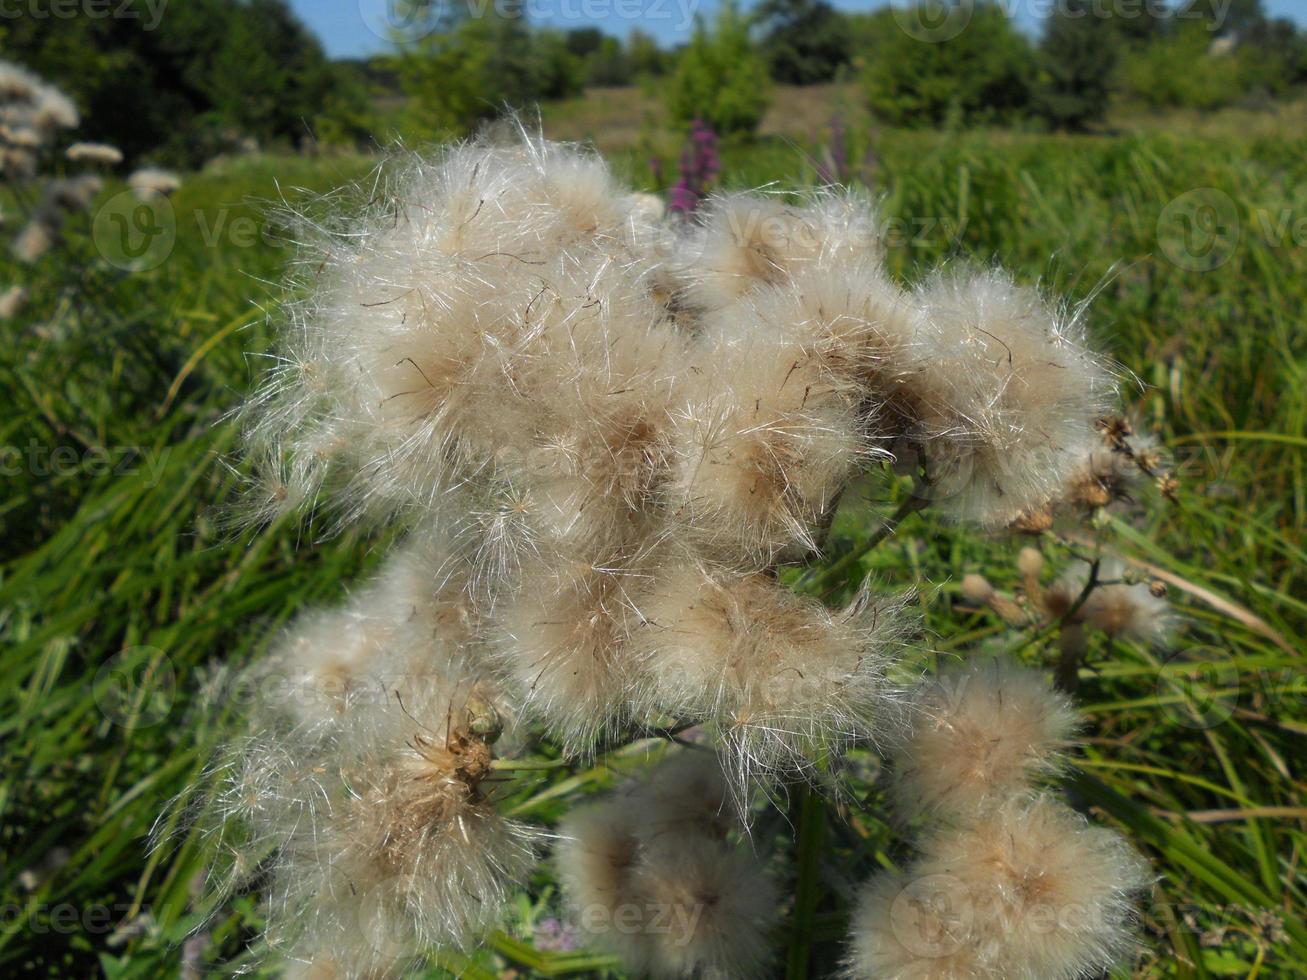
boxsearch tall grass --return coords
[1,121,1303,977]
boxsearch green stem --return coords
[802,492,928,597]
[489,757,570,772]
[785,785,826,980]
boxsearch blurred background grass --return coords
[1,99,1304,978]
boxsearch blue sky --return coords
[290,0,1307,60]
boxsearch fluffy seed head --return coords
[902,270,1115,526]
[889,659,1079,820]
[844,870,989,980]
[913,794,1153,979]
[1080,570,1173,645]
[12,215,56,263]
[489,546,653,754]
[635,560,909,794]
[681,190,882,313]
[217,655,535,976]
[667,384,865,562]
[0,60,78,138]
[631,834,779,979]
[128,166,181,199]
[1047,559,1173,646]
[65,141,122,165]
[0,284,27,319]
[556,751,774,979]
[239,138,674,531]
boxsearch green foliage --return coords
[395,8,583,139]
[565,28,633,86]
[627,29,671,79]
[0,0,353,166]
[1034,0,1119,131]
[1119,22,1249,110]
[1116,2,1307,111]
[3,114,1306,975]
[666,2,772,135]
[860,3,1035,128]
[756,0,851,85]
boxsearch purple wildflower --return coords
[534,916,581,952]
[667,118,720,215]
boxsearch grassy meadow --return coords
[1,94,1305,978]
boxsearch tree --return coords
[0,0,350,164]
[666,2,772,135]
[861,3,1034,128]
[1034,0,1119,130]
[756,0,851,85]
[395,2,583,139]
[628,29,670,78]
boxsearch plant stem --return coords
[785,785,826,980]
[802,492,927,598]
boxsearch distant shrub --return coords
[397,13,583,139]
[757,0,852,85]
[666,2,772,135]
[1119,23,1248,111]
[0,0,340,166]
[628,29,672,79]
[860,3,1035,128]
[1033,0,1119,131]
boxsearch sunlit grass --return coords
[1,116,1303,977]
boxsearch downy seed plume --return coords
[888,658,1079,820]
[555,751,777,979]
[845,795,1152,979]
[207,131,1156,977]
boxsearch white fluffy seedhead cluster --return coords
[205,529,537,975]
[218,133,1136,975]
[846,658,1152,979]
[555,751,778,979]
[128,166,181,200]
[0,59,78,179]
[1046,557,1174,647]
[240,133,1111,769]
[1,60,115,267]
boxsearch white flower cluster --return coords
[848,659,1153,979]
[215,134,1145,977]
